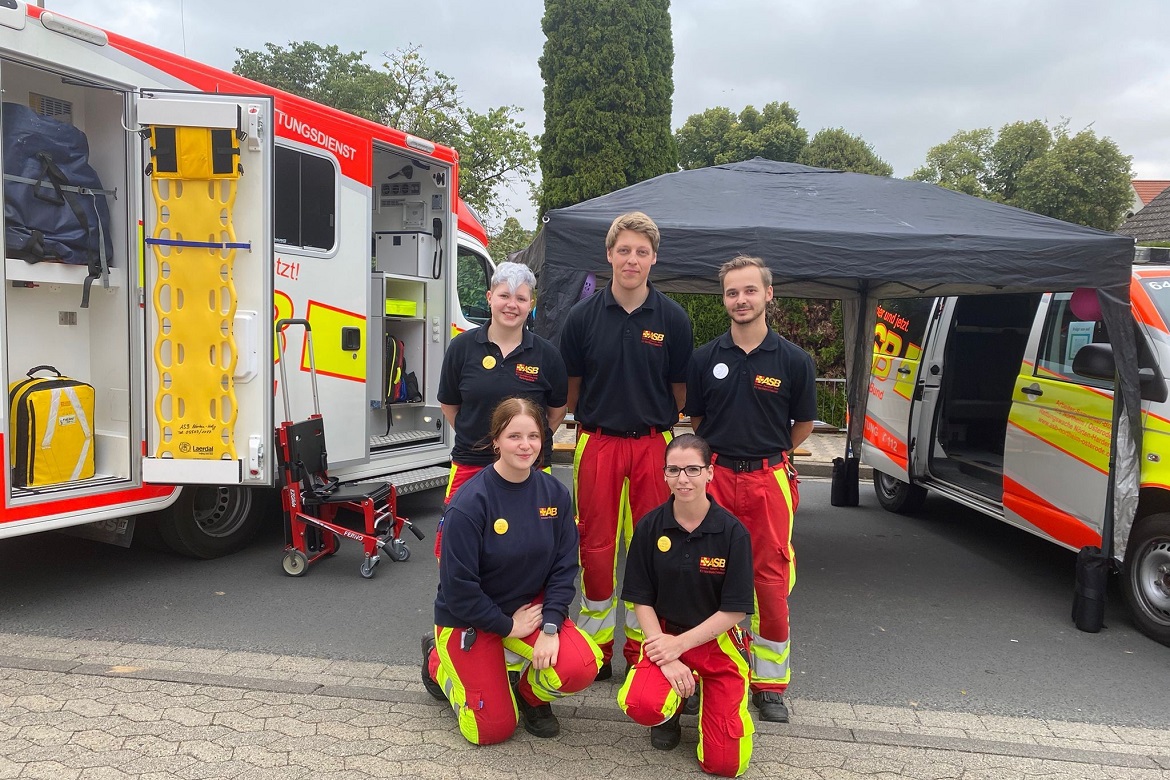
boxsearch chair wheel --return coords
[282,550,308,577]
[324,532,340,556]
[359,557,379,579]
[388,540,411,562]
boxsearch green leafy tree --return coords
[233,42,392,122]
[1011,128,1133,231]
[234,43,537,225]
[487,217,535,264]
[798,127,893,176]
[913,120,1133,230]
[910,127,994,197]
[538,0,677,213]
[675,102,807,170]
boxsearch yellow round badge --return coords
[482,356,497,370]
[493,518,509,535]
[657,535,671,552]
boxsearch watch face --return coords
[542,623,557,635]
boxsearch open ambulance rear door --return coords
[136,92,275,488]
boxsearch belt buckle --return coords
[624,429,642,439]
[733,459,752,473]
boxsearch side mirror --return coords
[1071,343,1115,382]
[1072,342,1167,402]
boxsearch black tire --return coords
[387,540,410,562]
[1122,513,1170,646]
[151,485,274,559]
[873,470,928,514]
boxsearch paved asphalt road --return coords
[1,472,1167,729]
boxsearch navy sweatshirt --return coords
[433,466,578,637]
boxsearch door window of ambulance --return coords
[456,246,491,325]
[1036,292,1159,387]
[872,298,935,380]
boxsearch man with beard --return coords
[684,255,816,723]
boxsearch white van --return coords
[863,248,1170,645]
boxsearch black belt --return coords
[579,424,658,439]
[663,620,694,635]
[712,452,787,473]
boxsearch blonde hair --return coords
[718,255,772,288]
[605,211,660,253]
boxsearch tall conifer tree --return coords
[538,0,677,214]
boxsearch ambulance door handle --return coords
[1021,383,1043,397]
[897,366,912,375]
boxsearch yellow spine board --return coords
[149,126,241,460]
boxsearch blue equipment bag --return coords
[2,102,115,307]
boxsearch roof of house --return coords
[1120,186,1170,242]
[1133,180,1170,205]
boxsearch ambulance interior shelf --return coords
[6,257,123,287]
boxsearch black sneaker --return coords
[683,689,700,716]
[420,635,445,701]
[594,661,612,681]
[752,691,789,723]
[515,685,560,738]
[650,709,682,750]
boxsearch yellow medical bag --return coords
[8,365,95,487]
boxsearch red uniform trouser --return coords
[434,461,485,558]
[709,456,798,695]
[573,430,671,667]
[427,618,601,745]
[618,627,754,777]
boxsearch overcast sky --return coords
[51,0,1170,230]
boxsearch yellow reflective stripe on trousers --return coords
[771,465,797,592]
[695,632,754,776]
[443,463,458,502]
[433,627,498,745]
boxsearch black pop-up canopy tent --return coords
[515,158,1140,562]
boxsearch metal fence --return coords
[815,378,847,430]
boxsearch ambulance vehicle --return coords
[0,2,495,560]
[863,247,1170,645]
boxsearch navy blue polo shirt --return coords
[622,497,754,630]
[684,330,816,457]
[438,326,568,466]
[434,466,578,635]
[558,283,693,431]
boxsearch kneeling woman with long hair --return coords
[619,433,755,777]
[423,397,601,744]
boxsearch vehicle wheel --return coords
[873,470,928,514]
[324,532,341,556]
[387,540,410,562]
[360,558,379,579]
[282,549,308,577]
[1122,513,1170,646]
[151,485,275,559]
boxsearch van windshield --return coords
[1138,276,1170,330]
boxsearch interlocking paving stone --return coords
[2,643,1169,780]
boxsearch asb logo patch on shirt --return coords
[699,556,726,574]
[539,506,558,518]
[754,374,781,393]
[515,363,540,382]
[641,330,665,347]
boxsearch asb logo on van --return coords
[515,363,541,382]
[754,374,781,393]
[642,330,666,347]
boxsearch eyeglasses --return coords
[663,465,706,478]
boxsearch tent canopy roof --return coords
[525,158,1135,301]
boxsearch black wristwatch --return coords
[542,622,559,636]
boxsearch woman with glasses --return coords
[617,433,755,777]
